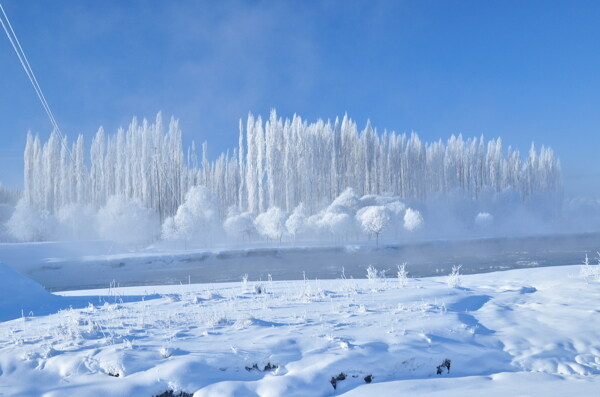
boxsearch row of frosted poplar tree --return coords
[23,110,562,220]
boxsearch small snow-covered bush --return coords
[366,265,386,283]
[241,274,249,292]
[447,265,462,288]
[159,346,173,359]
[580,253,600,283]
[397,263,409,287]
[475,212,494,228]
[404,208,424,232]
[366,265,378,281]
[97,196,160,245]
[7,199,56,241]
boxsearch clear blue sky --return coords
[0,0,599,196]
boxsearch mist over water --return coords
[2,232,597,291]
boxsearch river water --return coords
[3,232,599,291]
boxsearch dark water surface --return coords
[4,232,600,291]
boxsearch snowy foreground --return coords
[0,263,598,396]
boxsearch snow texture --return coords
[0,261,63,321]
[0,264,598,396]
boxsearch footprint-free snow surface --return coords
[0,261,64,322]
[0,265,598,396]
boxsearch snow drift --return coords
[0,265,598,396]
[0,261,63,321]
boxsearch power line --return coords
[0,2,72,161]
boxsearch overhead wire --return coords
[0,3,178,213]
[0,2,73,161]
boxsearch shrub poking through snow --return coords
[241,274,249,291]
[397,263,409,287]
[447,265,462,288]
[245,362,278,372]
[153,391,193,397]
[245,363,260,371]
[580,253,600,282]
[330,372,347,389]
[436,358,451,375]
[159,346,173,359]
[263,362,278,371]
[366,265,379,282]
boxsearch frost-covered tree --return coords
[7,199,56,242]
[224,209,256,241]
[56,203,98,240]
[403,208,424,232]
[97,196,160,245]
[356,205,390,245]
[317,211,354,241]
[328,187,360,214]
[162,186,220,246]
[285,203,307,238]
[254,207,287,242]
[384,200,407,238]
[21,110,562,243]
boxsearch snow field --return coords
[0,265,598,396]
[0,262,64,321]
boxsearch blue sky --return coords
[0,0,599,195]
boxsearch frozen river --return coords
[1,232,599,291]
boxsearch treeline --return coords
[22,110,562,220]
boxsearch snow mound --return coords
[0,261,63,321]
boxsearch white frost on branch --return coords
[161,186,219,246]
[7,199,56,242]
[254,207,287,241]
[22,111,562,222]
[285,203,307,238]
[356,205,390,244]
[224,209,256,240]
[403,208,424,232]
[97,196,160,245]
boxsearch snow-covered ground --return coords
[0,262,598,396]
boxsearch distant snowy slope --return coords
[0,261,63,321]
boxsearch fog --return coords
[1,231,597,291]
